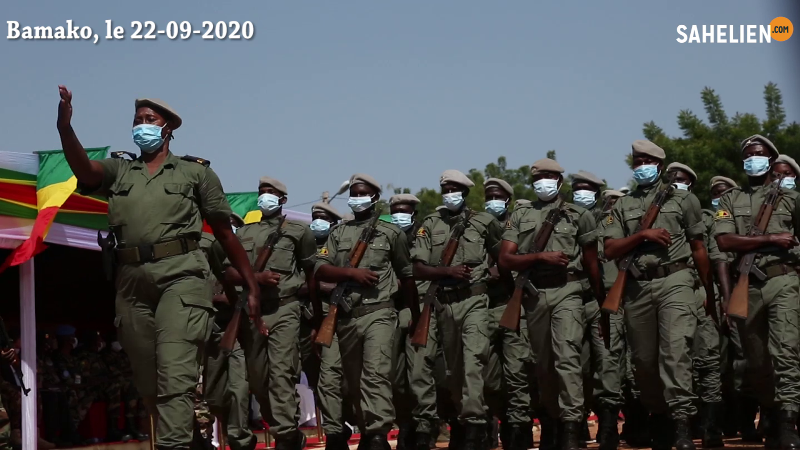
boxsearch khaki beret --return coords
[666,162,697,183]
[514,199,531,208]
[618,186,631,194]
[571,170,604,187]
[135,98,182,129]
[311,202,342,220]
[484,178,514,196]
[258,176,288,196]
[741,134,779,157]
[631,140,666,160]
[439,170,474,188]
[530,158,564,176]
[349,173,382,194]
[776,155,800,178]
[230,213,245,227]
[709,176,738,190]
[602,189,625,199]
[389,194,420,206]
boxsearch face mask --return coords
[442,192,465,211]
[484,200,507,217]
[533,179,560,201]
[673,182,691,191]
[111,341,122,352]
[391,213,414,230]
[743,156,770,177]
[633,165,660,186]
[231,225,238,234]
[781,177,796,190]
[572,190,597,208]
[132,124,165,153]
[711,198,720,210]
[310,219,332,237]
[257,193,282,214]
[348,196,374,213]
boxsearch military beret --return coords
[709,176,738,190]
[618,186,631,194]
[349,173,382,194]
[602,189,625,199]
[230,213,245,227]
[439,170,474,188]
[389,194,420,206]
[311,202,342,220]
[571,170,604,187]
[341,213,355,223]
[258,176,288,196]
[666,162,697,183]
[631,140,666,160]
[776,155,800,178]
[530,158,564,176]
[135,98,182,130]
[514,199,531,208]
[741,134,779,157]
[56,324,76,337]
[484,178,513,196]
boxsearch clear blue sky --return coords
[2,1,798,211]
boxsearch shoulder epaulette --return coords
[110,151,137,160]
[181,155,211,167]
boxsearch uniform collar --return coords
[636,179,663,195]
[260,210,284,224]
[130,151,180,173]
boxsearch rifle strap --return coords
[254,217,288,271]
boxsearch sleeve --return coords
[500,210,522,245]
[77,158,121,197]
[206,240,227,280]
[706,221,726,263]
[602,202,626,240]
[485,218,503,259]
[793,195,800,238]
[391,230,414,278]
[313,231,338,274]
[412,218,434,264]
[681,193,705,240]
[576,209,598,246]
[712,192,737,236]
[197,167,233,223]
[296,226,318,272]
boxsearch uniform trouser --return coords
[526,280,585,422]
[299,316,321,390]
[739,273,800,411]
[624,268,697,419]
[338,307,397,435]
[393,307,415,426]
[205,328,257,450]
[483,302,532,425]
[692,287,722,404]
[581,300,626,411]
[238,300,301,438]
[115,258,214,449]
[438,293,490,425]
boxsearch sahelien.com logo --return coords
[677,17,793,43]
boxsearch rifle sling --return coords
[255,218,289,270]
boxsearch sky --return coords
[1,1,798,212]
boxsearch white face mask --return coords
[111,341,123,352]
[673,182,691,191]
[533,179,560,201]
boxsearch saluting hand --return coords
[640,228,672,247]
[57,85,73,129]
[350,268,379,286]
[538,251,570,267]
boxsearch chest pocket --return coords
[552,217,577,252]
[622,208,644,236]
[241,241,257,267]
[162,183,197,225]
[107,183,134,230]
[268,236,296,274]
[732,206,752,233]
[365,234,391,270]
[770,203,794,234]
[460,226,485,264]
[518,220,539,253]
[656,203,682,235]
[336,238,354,268]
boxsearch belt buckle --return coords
[136,244,155,263]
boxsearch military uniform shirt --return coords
[200,232,227,284]
[594,206,619,287]
[701,209,726,264]
[604,180,705,270]
[315,218,413,306]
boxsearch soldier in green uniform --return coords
[481,178,532,450]
[413,170,504,450]
[713,135,800,450]
[499,159,604,450]
[56,86,261,449]
[570,172,626,450]
[315,173,420,450]
[222,177,318,450]
[604,140,715,450]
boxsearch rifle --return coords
[219,216,286,353]
[410,213,472,347]
[0,317,29,396]
[602,183,674,314]
[728,174,785,320]
[499,199,568,331]
[315,209,382,348]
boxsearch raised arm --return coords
[56,86,106,189]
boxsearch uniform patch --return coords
[606,215,613,225]
[416,227,427,237]
[318,247,328,256]
[505,220,512,229]
[715,210,731,220]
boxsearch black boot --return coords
[325,433,346,450]
[448,421,464,450]
[779,410,800,450]
[525,420,534,450]
[561,421,580,450]
[674,418,696,450]
[649,413,672,450]
[106,411,133,443]
[488,418,499,450]
[364,434,390,450]
[415,431,432,450]
[764,408,780,450]
[701,402,724,448]
[275,431,305,450]
[125,416,148,441]
[623,400,651,448]
[597,406,620,450]
[397,423,415,450]
[506,424,528,450]
[464,424,487,450]
[538,414,559,450]
[721,396,738,438]
[738,398,761,443]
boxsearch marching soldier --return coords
[774,155,799,189]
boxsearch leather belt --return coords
[262,295,300,309]
[636,262,689,282]
[761,263,794,281]
[531,272,585,290]
[439,283,488,304]
[116,237,199,265]
[339,301,393,319]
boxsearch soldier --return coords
[604,140,716,450]
[51,324,87,446]
[413,170,504,450]
[101,332,149,442]
[222,177,317,450]
[56,86,261,449]
[499,159,604,450]
[571,171,626,450]
[315,173,420,450]
[713,135,800,450]
[774,155,799,188]
[481,178,533,450]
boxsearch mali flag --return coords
[0,148,109,272]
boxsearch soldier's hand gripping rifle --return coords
[0,317,29,396]
[315,209,382,348]
[499,199,568,331]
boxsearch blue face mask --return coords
[484,200,507,217]
[257,193,282,214]
[673,182,691,191]
[781,177,796,190]
[310,219,331,238]
[132,124,165,153]
[572,190,597,208]
[633,164,660,186]
[711,198,720,210]
[348,196,373,213]
[743,156,770,177]
[442,192,464,211]
[391,213,414,230]
[533,179,560,201]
